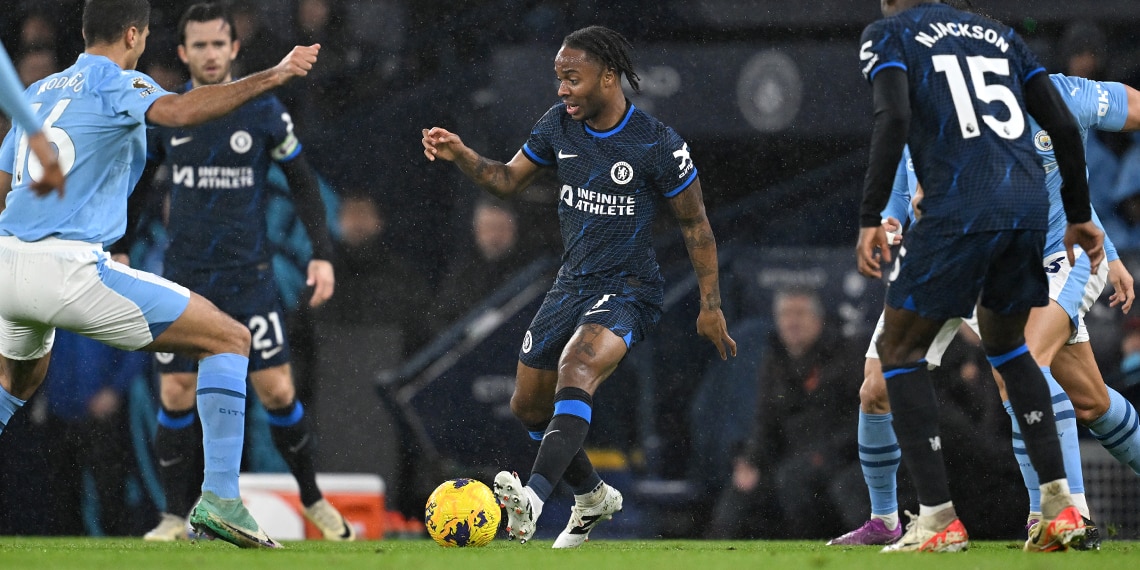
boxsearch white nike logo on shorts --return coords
[584,309,610,316]
[171,136,193,146]
[260,346,284,360]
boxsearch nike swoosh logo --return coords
[542,430,561,440]
[584,309,610,316]
[260,346,284,360]
[1070,87,1080,96]
[558,150,578,159]
[171,136,193,146]
[158,457,183,468]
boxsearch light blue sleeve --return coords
[0,43,39,134]
[1090,205,1119,262]
[879,146,913,224]
[102,69,170,124]
[1053,74,1129,133]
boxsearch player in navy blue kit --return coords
[423,26,736,548]
[138,3,351,543]
[0,0,320,549]
[856,0,1103,553]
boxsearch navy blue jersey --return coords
[147,89,300,276]
[859,3,1048,235]
[521,102,697,305]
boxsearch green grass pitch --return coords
[0,537,1136,570]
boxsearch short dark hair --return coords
[562,25,641,93]
[83,0,151,47]
[178,3,238,45]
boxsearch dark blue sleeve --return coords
[521,105,559,166]
[860,20,907,84]
[655,126,697,198]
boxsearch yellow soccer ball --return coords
[425,478,501,547]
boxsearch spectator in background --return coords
[430,199,529,333]
[319,191,432,357]
[16,47,58,85]
[708,288,863,539]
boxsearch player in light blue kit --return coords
[0,0,319,549]
[835,73,1140,549]
[423,26,736,548]
[0,41,63,197]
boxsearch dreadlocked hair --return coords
[562,26,641,93]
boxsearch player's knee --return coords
[219,318,251,355]
[159,377,196,409]
[859,378,890,414]
[508,393,552,426]
[1073,393,1110,426]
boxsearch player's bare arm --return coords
[667,177,737,360]
[1107,259,1135,314]
[146,44,320,128]
[26,131,64,197]
[421,127,541,198]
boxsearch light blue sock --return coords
[0,385,26,436]
[1043,367,1084,494]
[1005,400,1041,513]
[1087,387,1140,475]
[858,411,900,516]
[197,353,249,499]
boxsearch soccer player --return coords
[856,0,1104,552]
[139,3,351,542]
[0,0,319,549]
[0,41,63,197]
[422,25,736,547]
[836,70,1140,545]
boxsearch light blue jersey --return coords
[0,54,170,245]
[0,43,39,135]
[881,145,916,225]
[1033,74,1127,260]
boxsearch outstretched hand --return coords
[697,307,737,360]
[421,127,465,162]
[856,225,891,278]
[273,44,320,84]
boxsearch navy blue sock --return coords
[989,347,1065,483]
[526,420,600,494]
[268,400,322,507]
[529,387,593,502]
[155,406,203,516]
[883,360,952,507]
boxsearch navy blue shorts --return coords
[519,289,662,370]
[886,227,1049,321]
[156,264,291,373]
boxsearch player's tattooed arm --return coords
[668,177,737,360]
[422,127,540,197]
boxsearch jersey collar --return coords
[585,100,635,139]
